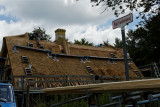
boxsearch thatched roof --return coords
[1,33,142,79]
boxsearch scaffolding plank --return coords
[41,78,160,94]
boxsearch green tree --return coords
[126,13,160,66]
[74,38,93,46]
[90,0,160,20]
[28,27,51,41]
[114,38,122,48]
[103,39,110,46]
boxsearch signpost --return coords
[112,13,133,81]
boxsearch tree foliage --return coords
[103,39,111,46]
[28,27,51,41]
[91,0,160,20]
[113,14,160,66]
[114,38,122,48]
[74,38,93,46]
[126,13,160,66]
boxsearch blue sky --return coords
[0,5,19,23]
[0,0,141,48]
[0,15,19,23]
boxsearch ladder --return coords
[24,68,35,87]
[153,62,160,78]
[39,45,44,49]
[27,79,35,87]
[27,43,34,47]
[128,65,133,70]
[24,68,32,75]
[32,33,44,49]
[86,66,94,73]
[21,56,29,63]
[133,70,141,77]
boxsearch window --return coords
[0,85,13,102]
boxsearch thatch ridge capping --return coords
[55,29,66,33]
[68,43,117,51]
[4,33,29,39]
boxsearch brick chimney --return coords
[55,29,66,41]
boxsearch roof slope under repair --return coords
[2,34,142,79]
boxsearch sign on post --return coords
[112,13,133,81]
[112,13,133,29]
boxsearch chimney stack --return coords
[55,29,66,41]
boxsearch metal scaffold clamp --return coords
[80,57,85,63]
[13,45,19,52]
[84,56,90,63]
[113,58,117,64]
[108,57,110,64]
[47,51,52,58]
[53,54,59,61]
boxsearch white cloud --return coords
[0,9,5,15]
[55,24,122,45]
[0,21,35,36]
[0,20,35,48]
[0,0,130,49]
[1,0,114,25]
[64,0,75,6]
